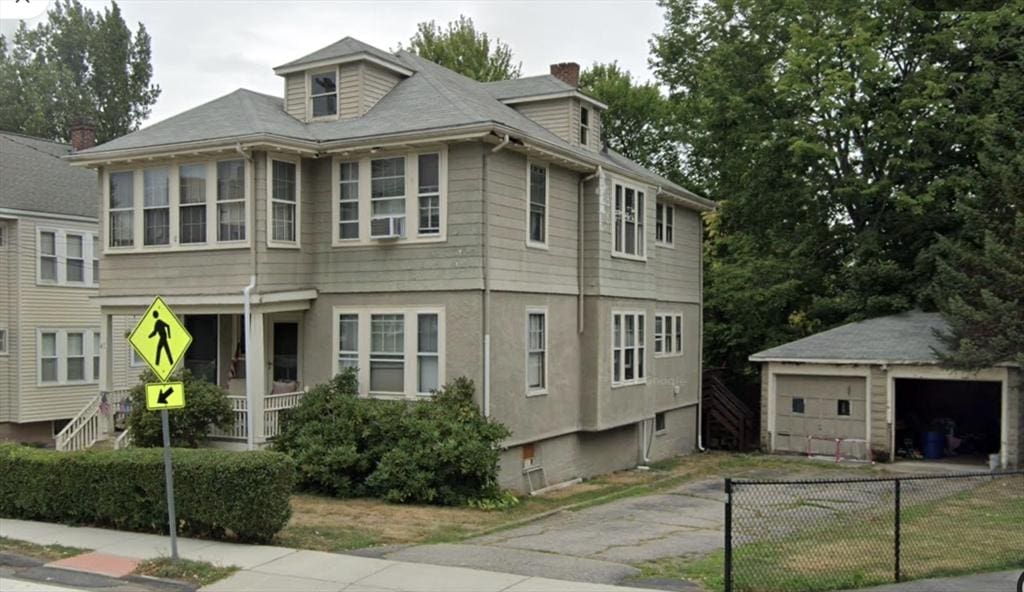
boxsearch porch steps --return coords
[702,370,757,451]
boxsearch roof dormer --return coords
[274,37,414,122]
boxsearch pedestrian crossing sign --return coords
[129,296,192,382]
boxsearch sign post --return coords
[129,296,193,562]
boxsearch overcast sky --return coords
[2,0,668,125]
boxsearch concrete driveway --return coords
[382,477,726,587]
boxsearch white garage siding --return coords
[773,374,868,455]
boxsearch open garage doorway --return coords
[894,378,1001,466]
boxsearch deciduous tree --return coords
[402,15,520,82]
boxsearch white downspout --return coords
[243,275,256,450]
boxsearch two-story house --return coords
[1,126,141,447]
[68,38,715,490]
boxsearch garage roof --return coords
[749,311,951,364]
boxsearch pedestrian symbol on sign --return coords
[128,296,192,382]
[149,311,174,365]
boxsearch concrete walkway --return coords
[839,570,1022,592]
[0,518,658,592]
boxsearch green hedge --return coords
[0,444,295,543]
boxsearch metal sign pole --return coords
[160,409,179,561]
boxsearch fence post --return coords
[894,478,901,583]
[724,478,733,592]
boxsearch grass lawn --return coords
[134,557,238,587]
[276,451,873,552]
[648,475,1024,592]
[0,537,88,562]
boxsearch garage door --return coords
[775,374,867,454]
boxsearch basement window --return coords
[792,398,805,414]
[655,412,666,433]
[837,399,851,416]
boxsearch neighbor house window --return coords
[93,332,101,379]
[217,159,246,241]
[580,106,590,146]
[526,310,547,394]
[655,313,683,356]
[310,70,338,118]
[66,234,85,282]
[40,332,58,383]
[612,311,645,385]
[792,398,805,414]
[338,161,359,240]
[108,171,134,247]
[837,399,851,416]
[143,167,170,246]
[417,313,439,394]
[528,163,547,245]
[656,203,674,245]
[418,153,441,235]
[655,412,666,433]
[370,157,406,237]
[179,163,207,244]
[91,236,99,284]
[270,158,298,243]
[0,328,8,355]
[613,183,645,257]
[370,314,405,393]
[39,231,57,281]
[0,225,6,248]
[66,332,85,381]
[337,314,358,371]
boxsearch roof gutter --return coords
[65,134,320,166]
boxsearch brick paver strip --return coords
[48,552,140,578]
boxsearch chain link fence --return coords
[724,471,1024,592]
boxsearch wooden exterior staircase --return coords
[702,370,758,450]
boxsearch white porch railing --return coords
[113,428,133,450]
[207,390,305,442]
[209,395,250,440]
[55,394,104,452]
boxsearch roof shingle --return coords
[0,132,98,218]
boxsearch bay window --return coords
[143,167,170,246]
[217,159,246,241]
[108,171,134,247]
[613,183,645,258]
[338,161,359,240]
[612,311,646,386]
[269,158,298,244]
[179,163,207,244]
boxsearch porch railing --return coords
[209,395,250,440]
[55,388,133,452]
[208,390,305,442]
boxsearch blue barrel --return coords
[923,431,944,459]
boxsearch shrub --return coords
[0,443,294,543]
[127,369,234,448]
[273,371,510,505]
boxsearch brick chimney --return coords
[69,116,96,152]
[550,62,580,88]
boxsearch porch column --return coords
[247,311,267,447]
[99,312,114,435]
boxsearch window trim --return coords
[307,66,340,121]
[266,153,302,248]
[102,159,251,255]
[36,328,100,386]
[331,306,446,399]
[36,227,99,287]
[330,147,448,247]
[525,307,549,397]
[655,202,675,248]
[611,179,647,261]
[611,310,647,388]
[525,160,549,250]
[654,313,684,358]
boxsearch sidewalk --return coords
[0,519,657,591]
[839,570,1022,592]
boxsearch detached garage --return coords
[751,311,1022,468]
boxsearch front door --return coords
[272,322,299,383]
[184,314,218,383]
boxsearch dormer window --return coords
[310,70,338,118]
[580,106,589,146]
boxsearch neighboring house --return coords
[68,38,715,490]
[0,127,141,446]
[751,311,1022,468]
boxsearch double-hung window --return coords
[91,236,99,284]
[417,313,439,394]
[179,163,207,244]
[40,332,58,383]
[143,168,170,246]
[108,171,134,247]
[370,314,405,393]
[528,163,547,246]
[418,153,441,236]
[370,157,406,237]
[66,332,85,381]
[338,161,359,240]
[580,106,590,146]
[270,158,298,244]
[656,203,674,245]
[0,328,8,355]
[338,314,358,371]
[93,332,101,379]
[39,231,57,282]
[37,329,100,384]
[613,183,645,258]
[655,313,683,356]
[66,234,85,282]
[526,310,547,394]
[217,159,246,241]
[612,311,646,386]
[310,70,338,118]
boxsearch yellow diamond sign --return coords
[129,296,192,382]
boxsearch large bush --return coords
[273,371,510,505]
[127,369,234,448]
[0,444,294,543]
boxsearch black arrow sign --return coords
[157,387,174,405]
